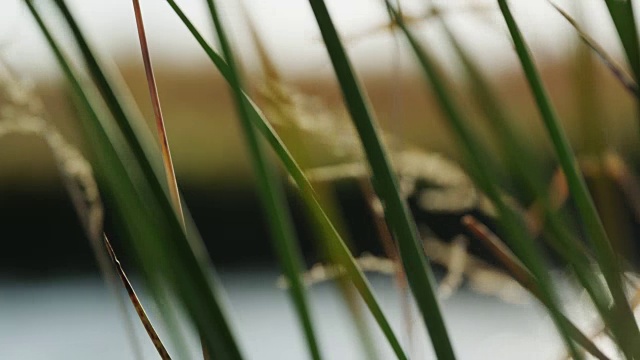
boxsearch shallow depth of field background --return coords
[1,0,639,359]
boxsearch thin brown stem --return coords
[131,0,183,221]
[461,215,610,360]
[462,215,538,293]
[131,1,202,358]
[104,235,172,360]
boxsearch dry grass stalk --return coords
[461,215,538,295]
[276,252,396,288]
[421,230,527,303]
[131,1,199,358]
[278,234,526,303]
[248,11,544,305]
[303,148,496,216]
[343,2,496,45]
[131,0,183,221]
[461,216,612,360]
[259,74,522,302]
[257,75,363,159]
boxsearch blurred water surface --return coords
[0,269,564,360]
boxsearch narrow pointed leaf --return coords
[307,1,456,359]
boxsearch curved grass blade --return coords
[204,1,323,359]
[307,1,455,359]
[162,2,408,359]
[386,3,582,358]
[494,1,640,357]
[25,2,244,359]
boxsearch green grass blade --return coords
[386,4,582,358]
[307,1,455,359]
[603,0,640,83]
[204,1,323,359]
[495,0,640,357]
[441,21,624,350]
[163,1,408,358]
[26,2,244,358]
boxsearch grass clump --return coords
[13,0,640,359]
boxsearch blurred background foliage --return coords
[3,50,638,274]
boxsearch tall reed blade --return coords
[307,1,455,359]
[203,1,323,359]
